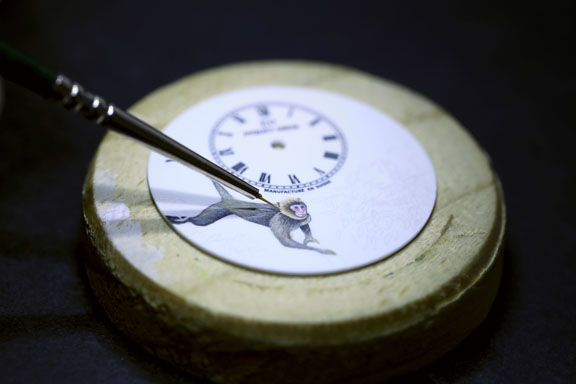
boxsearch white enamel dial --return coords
[147,86,437,275]
[209,103,347,191]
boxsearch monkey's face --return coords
[277,198,309,220]
[289,203,308,218]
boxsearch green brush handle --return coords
[0,42,265,202]
[0,42,57,98]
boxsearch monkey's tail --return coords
[213,181,233,201]
[166,215,194,225]
[166,204,233,226]
[164,183,236,227]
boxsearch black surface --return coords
[1,1,575,383]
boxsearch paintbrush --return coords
[0,42,274,206]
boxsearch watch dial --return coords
[210,103,347,192]
[148,86,437,275]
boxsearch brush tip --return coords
[258,195,275,206]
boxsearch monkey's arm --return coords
[228,203,278,227]
[270,215,335,254]
[166,204,232,226]
[300,224,319,245]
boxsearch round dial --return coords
[209,103,347,192]
[148,86,437,275]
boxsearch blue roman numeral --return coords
[232,162,248,174]
[259,172,271,183]
[288,174,300,184]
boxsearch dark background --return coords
[1,0,575,383]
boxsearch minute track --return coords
[209,102,347,192]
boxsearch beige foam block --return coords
[82,61,505,384]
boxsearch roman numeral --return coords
[232,115,245,123]
[313,167,326,175]
[218,131,233,137]
[259,172,271,183]
[231,162,248,174]
[288,174,301,184]
[309,117,322,126]
[323,135,337,141]
[256,105,269,116]
[324,152,339,160]
[219,148,234,156]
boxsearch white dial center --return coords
[271,140,286,150]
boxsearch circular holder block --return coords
[82,61,505,384]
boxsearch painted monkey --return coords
[166,182,335,254]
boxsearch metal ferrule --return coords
[53,74,111,124]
